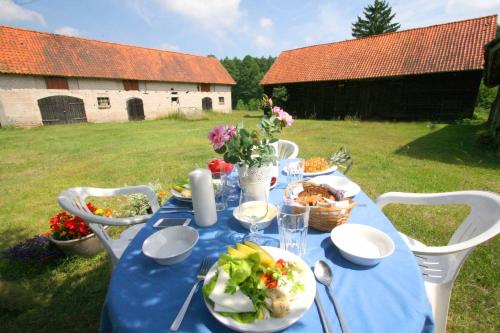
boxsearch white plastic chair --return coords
[376,191,500,333]
[58,186,160,267]
[276,139,299,160]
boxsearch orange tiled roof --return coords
[0,26,235,85]
[261,15,497,85]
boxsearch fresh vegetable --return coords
[244,241,276,267]
[208,158,234,174]
[270,176,277,186]
[172,183,191,198]
[203,243,304,324]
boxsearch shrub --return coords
[247,98,260,111]
[476,81,498,109]
[236,99,247,110]
[272,86,288,107]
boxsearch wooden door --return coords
[127,98,145,121]
[38,95,87,125]
[202,97,212,110]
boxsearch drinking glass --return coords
[211,172,227,211]
[239,184,278,246]
[277,205,310,257]
[224,170,240,201]
[285,158,305,184]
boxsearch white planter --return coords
[236,163,274,198]
[49,233,103,257]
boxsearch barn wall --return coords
[264,71,482,121]
[0,74,232,127]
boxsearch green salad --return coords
[203,242,304,323]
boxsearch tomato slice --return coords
[275,259,286,269]
[266,280,278,289]
[260,273,272,285]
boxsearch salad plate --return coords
[309,175,361,197]
[303,164,338,177]
[282,163,338,177]
[170,189,192,202]
[202,245,316,333]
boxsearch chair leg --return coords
[424,281,453,333]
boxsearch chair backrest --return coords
[58,186,160,266]
[58,186,159,226]
[377,191,500,284]
[276,139,299,160]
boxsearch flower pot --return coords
[236,163,274,198]
[49,233,103,257]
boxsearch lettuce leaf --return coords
[202,272,218,304]
[220,311,258,323]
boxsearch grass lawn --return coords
[0,111,498,332]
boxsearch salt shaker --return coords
[189,168,217,227]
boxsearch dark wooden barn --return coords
[261,15,497,121]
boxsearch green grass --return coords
[1,111,499,332]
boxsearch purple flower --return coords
[3,236,64,263]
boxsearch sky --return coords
[0,0,498,59]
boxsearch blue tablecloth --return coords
[101,167,434,333]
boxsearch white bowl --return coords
[233,202,278,230]
[330,224,395,266]
[142,226,199,265]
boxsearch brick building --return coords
[0,26,235,127]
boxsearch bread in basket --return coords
[284,180,356,232]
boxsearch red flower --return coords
[64,219,76,230]
[86,202,97,213]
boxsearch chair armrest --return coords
[105,186,160,213]
[408,241,483,256]
[375,191,483,209]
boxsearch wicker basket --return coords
[284,180,356,232]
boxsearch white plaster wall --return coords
[0,74,232,127]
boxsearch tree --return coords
[272,86,288,108]
[220,56,276,108]
[352,0,400,38]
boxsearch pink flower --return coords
[272,107,294,127]
[208,125,237,149]
[268,98,273,106]
[224,125,236,141]
[208,126,227,149]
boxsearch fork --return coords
[169,257,212,331]
[160,209,194,214]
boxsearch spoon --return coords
[314,260,350,333]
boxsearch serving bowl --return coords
[233,203,278,230]
[142,225,199,265]
[330,224,395,266]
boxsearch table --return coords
[101,167,434,333]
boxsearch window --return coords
[199,83,210,92]
[218,96,225,105]
[46,77,69,89]
[171,97,179,103]
[97,97,111,108]
[123,80,139,91]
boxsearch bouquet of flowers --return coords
[208,99,293,167]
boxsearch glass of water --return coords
[211,172,227,211]
[285,158,305,184]
[224,170,240,201]
[277,205,310,257]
